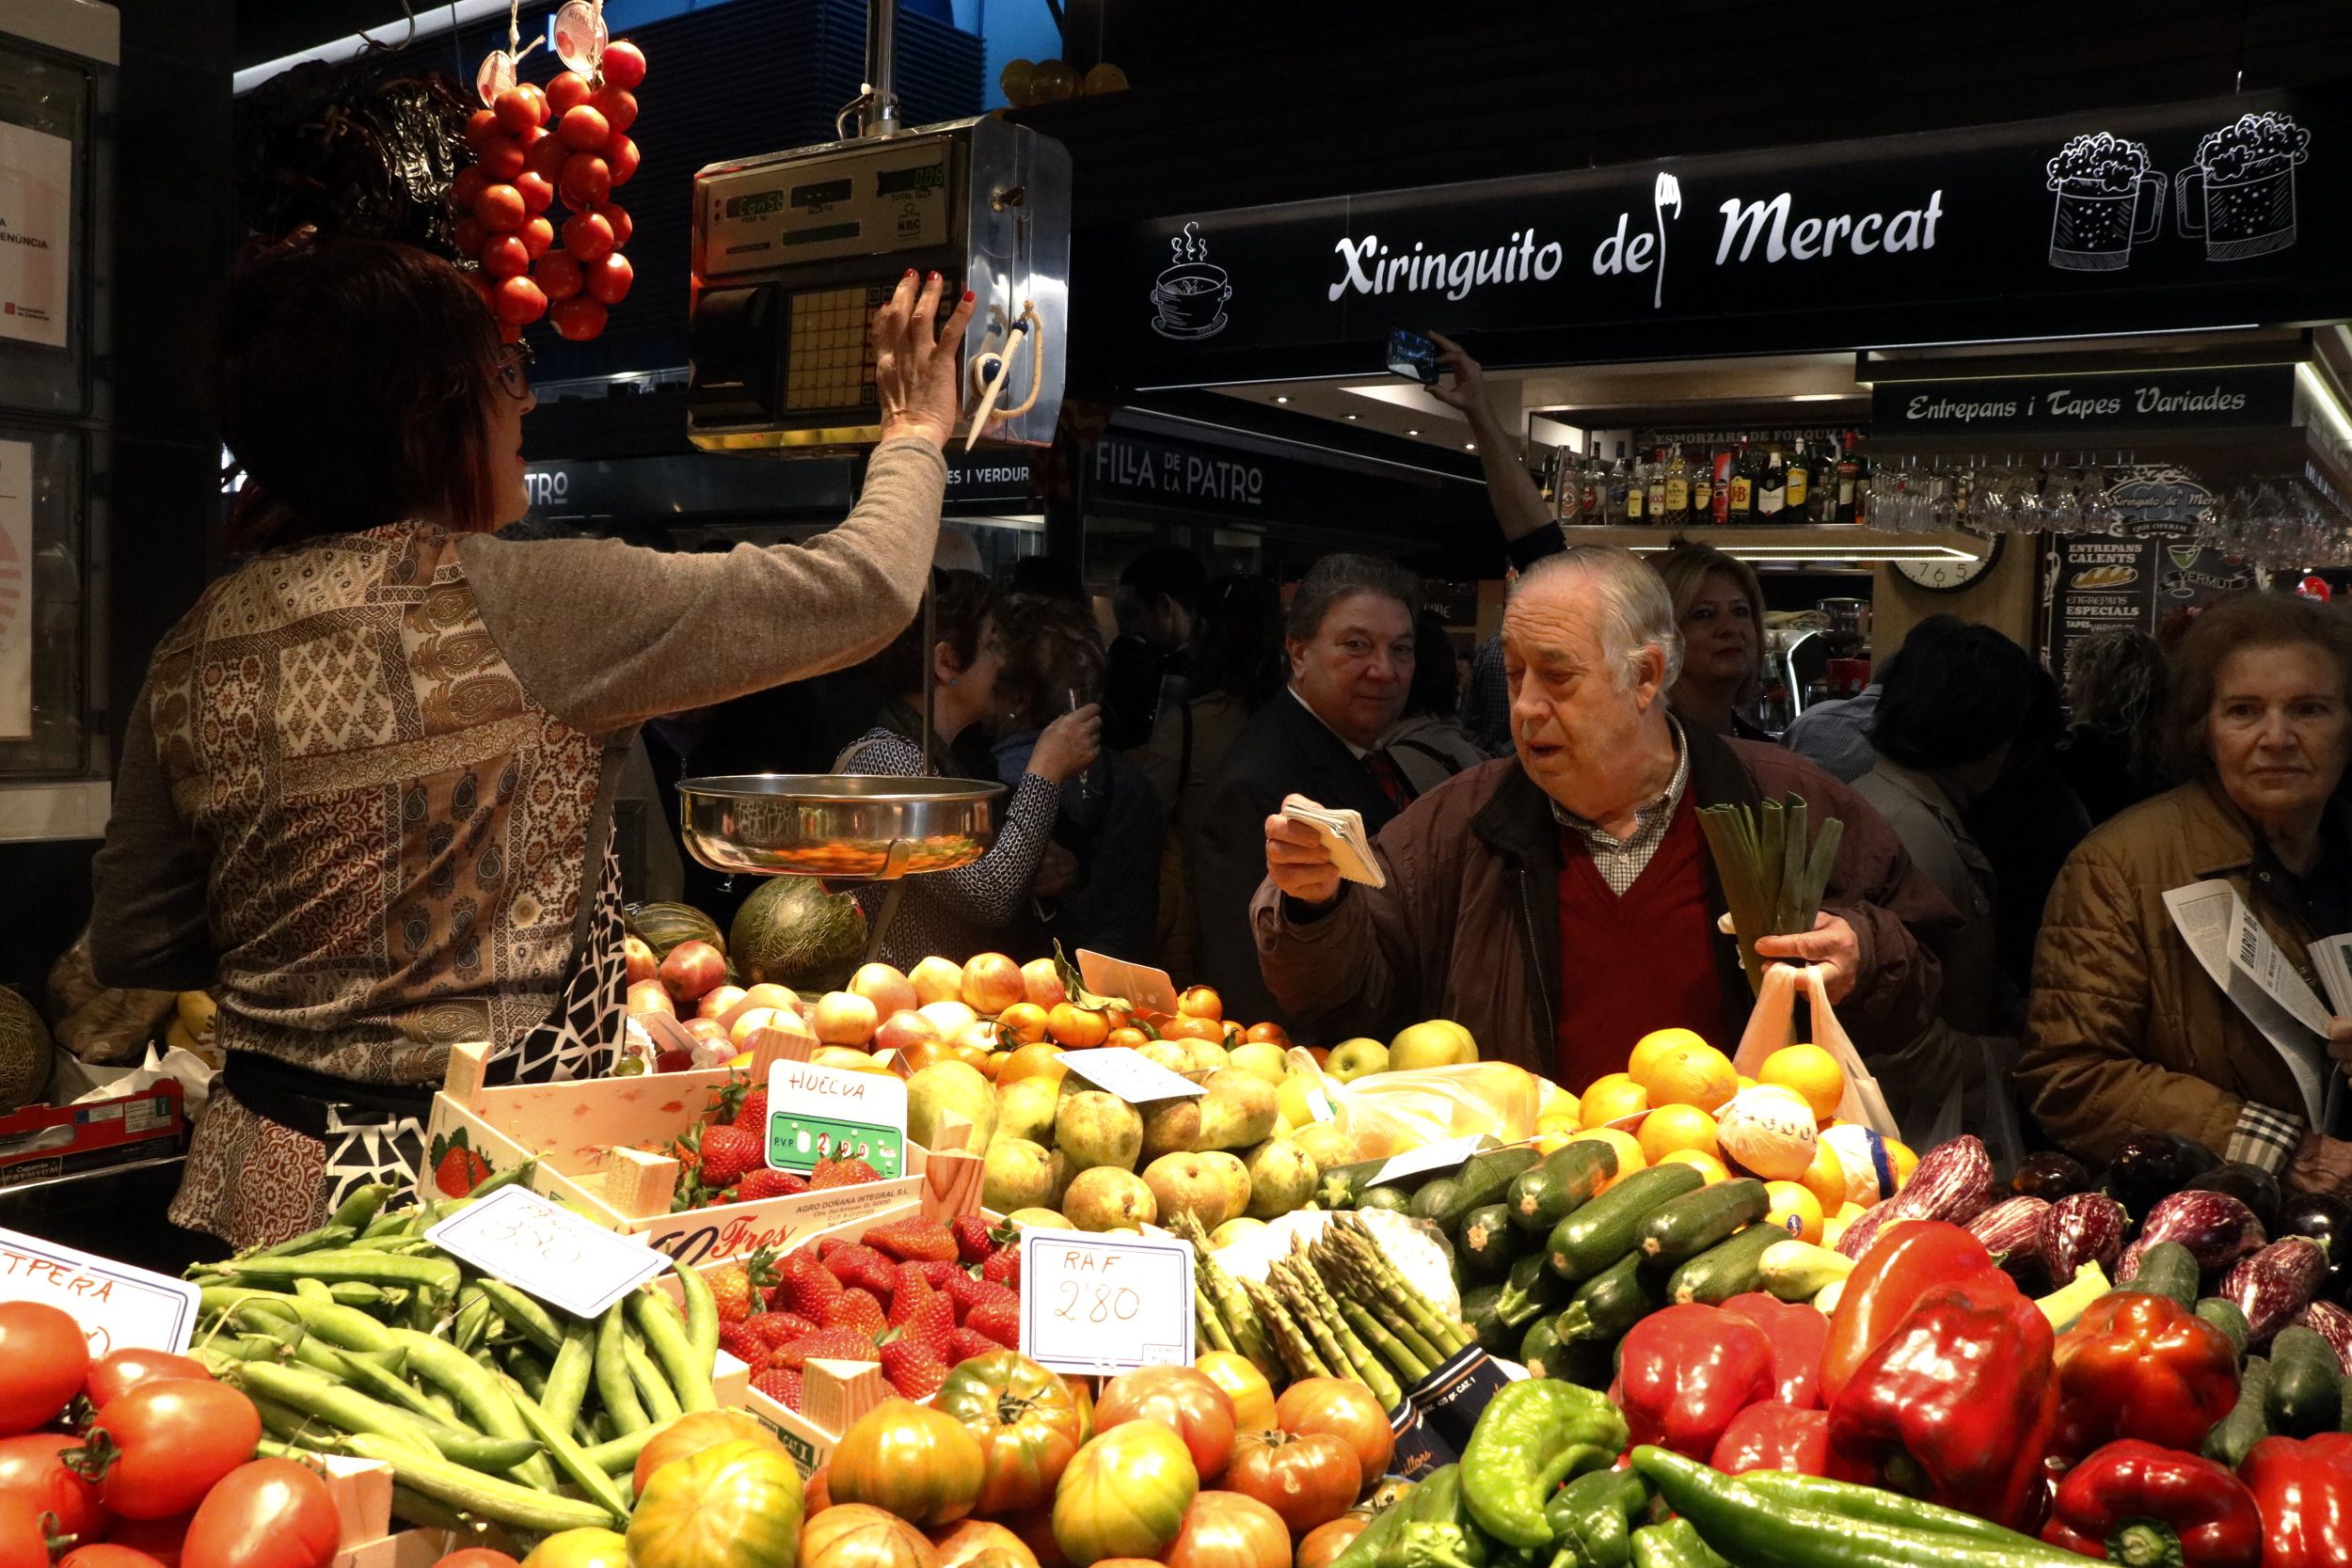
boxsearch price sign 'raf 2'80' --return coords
[1018,1227,1195,1375]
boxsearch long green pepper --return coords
[1459,1380,1627,1551]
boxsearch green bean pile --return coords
[184,1166,721,1543]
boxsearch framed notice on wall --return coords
[0,121,71,350]
[0,439,29,737]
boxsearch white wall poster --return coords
[0,121,72,349]
[0,440,30,737]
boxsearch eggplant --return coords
[1968,1196,2054,1294]
[2010,1151,2093,1202]
[2103,1132,2218,1222]
[2127,1189,2267,1275]
[2040,1191,2128,1283]
[2223,1236,2330,1343]
[2276,1193,2352,1304]
[2294,1300,2352,1375]
[1886,1134,1994,1227]
[1835,1199,1897,1261]
[2185,1164,2283,1234]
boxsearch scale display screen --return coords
[702,136,955,274]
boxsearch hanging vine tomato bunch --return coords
[452,31,645,342]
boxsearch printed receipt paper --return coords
[1281,794,1385,889]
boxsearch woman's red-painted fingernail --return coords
[905,269,916,278]
[930,271,941,281]
[962,289,976,302]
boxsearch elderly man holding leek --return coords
[1250,546,1956,1090]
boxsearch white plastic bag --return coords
[1732,962,1899,1137]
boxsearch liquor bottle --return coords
[1581,441,1604,520]
[1608,443,1631,523]
[1712,447,1734,524]
[1836,433,1865,524]
[1555,445,1581,523]
[1689,448,1713,523]
[1645,449,1668,522]
[1625,445,1648,522]
[1725,440,1756,522]
[1663,445,1691,526]
[1785,438,1810,520]
[1757,448,1788,517]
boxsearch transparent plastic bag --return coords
[1283,1047,1547,1157]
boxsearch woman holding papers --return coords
[2020,593,2352,1191]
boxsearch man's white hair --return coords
[1508,546,1686,691]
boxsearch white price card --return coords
[1372,1134,1492,1188]
[426,1185,671,1320]
[766,1057,908,1176]
[1019,1227,1194,1374]
[1058,1047,1205,1104]
[0,1226,201,1354]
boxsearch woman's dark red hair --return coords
[220,230,504,552]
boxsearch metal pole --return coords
[861,0,901,137]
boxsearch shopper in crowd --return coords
[1191,554,1422,1028]
[1253,546,1954,1085]
[2021,593,2352,1186]
[1136,574,1288,977]
[86,245,976,1249]
[1784,682,1883,782]
[1851,617,2040,1148]
[2052,628,2172,824]
[989,593,1165,962]
[1103,545,1208,751]
[835,572,1100,968]
[1383,611,1492,796]
[1963,661,2091,996]
[1462,633,1512,755]
[1650,541,1774,741]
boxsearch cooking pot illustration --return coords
[1151,222,1231,340]
[2176,110,2312,261]
[2044,133,2166,271]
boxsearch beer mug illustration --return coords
[2177,110,2312,261]
[2045,133,2166,271]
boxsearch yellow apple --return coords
[1389,1019,1478,1070]
[1326,1038,1390,1082]
[1275,1073,1327,1130]
[1226,1042,1289,1085]
[909,955,965,1006]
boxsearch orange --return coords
[1579,1072,1649,1129]
[1799,1139,1848,1213]
[996,1042,1069,1085]
[1764,1180,1824,1244]
[1637,1103,1720,1166]
[1885,1138,1921,1191]
[1568,1127,1645,1188]
[1634,1041,1738,1113]
[1656,1148,1731,1184]
[1628,1027,1708,1085]
[1759,1044,1847,1121]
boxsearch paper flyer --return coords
[2165,880,2329,1126]
[0,122,71,349]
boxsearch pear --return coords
[1243,1136,1319,1218]
[1292,1120,1359,1172]
[1197,1149,1252,1222]
[1139,1038,1194,1075]
[907,1059,996,1151]
[994,1075,1060,1146]
[1196,1069,1279,1151]
[1210,1216,1268,1248]
[1055,1088,1143,1173]
[1139,1097,1204,1162]
[983,1137,1058,1214]
[1143,1152,1233,1229]
[1007,1206,1070,1230]
[1063,1166,1157,1232]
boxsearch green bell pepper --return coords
[1383,1465,1489,1568]
[1461,1380,1629,1551]
[1545,1468,1656,1568]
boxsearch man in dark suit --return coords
[1188,553,1420,1029]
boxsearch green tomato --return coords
[1052,1421,1200,1568]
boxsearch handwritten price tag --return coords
[426,1186,670,1319]
[766,1058,908,1176]
[0,1226,201,1354]
[1019,1228,1194,1374]
[1058,1047,1204,1105]
[1372,1134,1491,1188]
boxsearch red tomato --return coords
[582,254,632,306]
[476,136,525,182]
[1273,1379,1392,1490]
[62,1549,170,1568]
[526,133,570,182]
[518,216,554,260]
[473,183,526,232]
[448,166,489,211]
[514,171,555,214]
[0,1498,51,1568]
[534,251,584,301]
[590,87,636,134]
[464,108,501,148]
[549,297,607,341]
[480,235,532,279]
[87,1381,262,1521]
[600,202,633,247]
[104,1510,194,1568]
[0,1302,90,1436]
[492,84,548,135]
[0,1433,103,1539]
[561,212,615,262]
[604,135,639,187]
[431,1554,519,1568]
[494,277,548,325]
[453,217,488,257]
[181,1459,338,1568]
[546,71,594,115]
[559,154,612,210]
[556,105,610,152]
[598,40,647,90]
[1165,1493,1288,1568]
[1094,1368,1235,1482]
[1220,1433,1357,1535]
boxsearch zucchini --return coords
[1557,1250,1671,1344]
[1757,1239,1853,1302]
[1493,1251,1568,1331]
[1518,1314,1565,1378]
[1667,1222,1792,1306]
[2203,1355,2270,1467]
[1509,1141,1616,1234]
[1639,1180,1770,1264]
[1429,1146,1543,1233]
[1540,1320,1620,1389]
[2122,1242,2201,1309]
[1410,1178,1461,1223]
[1356,1185,1414,1214]
[1460,1281,1512,1354]
[2196,1296,2252,1357]
[1458,1203,1521,1278]
[1548,1164,1705,1282]
[2265,1326,2343,1437]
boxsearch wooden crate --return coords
[421,1033,928,1268]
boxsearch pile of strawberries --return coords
[661,1078,883,1212]
[706,1212,1024,1409]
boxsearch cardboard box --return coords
[0,1079,185,1188]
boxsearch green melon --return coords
[626,901,725,960]
[729,876,867,993]
[0,988,52,1112]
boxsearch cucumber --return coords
[1518,1313,1565,1378]
[2122,1242,2201,1309]
[2265,1326,2343,1436]
[1548,1164,1706,1282]
[1509,1141,1617,1234]
[1494,1251,1568,1331]
[1410,1178,1461,1223]
[2196,1296,2252,1357]
[1556,1249,1671,1344]
[1460,1281,1511,1354]
[1667,1221,1793,1306]
[1639,1180,1770,1264]
[1429,1147,1543,1233]
[1356,1185,1414,1214]
[2203,1355,2270,1466]
[1458,1204,1521,1278]
[1542,1321,1620,1389]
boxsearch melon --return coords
[626,901,725,961]
[0,988,52,1112]
[728,876,867,993]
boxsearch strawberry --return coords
[776,1254,845,1320]
[866,1216,957,1264]
[893,1288,957,1359]
[735,1087,770,1128]
[810,1157,882,1190]
[718,1320,767,1367]
[918,1259,958,1288]
[751,1366,804,1410]
[980,1246,1021,1290]
[822,1289,887,1338]
[964,1292,1020,1349]
[941,1269,993,1321]
[881,1338,948,1402]
[696,1124,764,1191]
[887,1275,937,1329]
[775,1328,882,1372]
[707,1248,779,1323]
[949,1327,1005,1365]
[750,1311,819,1349]
[737,1168,809,1202]
[822,1243,890,1285]
[952,1215,998,1264]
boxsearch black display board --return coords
[1873,366,2296,437]
[2039,472,2263,684]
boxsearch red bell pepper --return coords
[2041,1440,2261,1568]
[1826,1273,2058,1532]
[1723,1291,1828,1409]
[1820,1220,1998,1404]
[1616,1303,1775,1460]
[2050,1291,2240,1461]
[1708,1402,1872,1482]
[2238,1436,2352,1568]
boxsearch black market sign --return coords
[2038,471,2263,682]
[1872,367,2296,436]
[1074,87,2351,388]
[1082,425,1496,544]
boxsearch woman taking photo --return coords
[89,236,975,1247]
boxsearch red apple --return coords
[660,940,728,1004]
[961,953,1025,1016]
[720,983,800,1032]
[873,1009,941,1055]
[909,956,965,1007]
[696,984,749,1022]
[624,934,659,986]
[683,1017,729,1047]
[628,980,675,1019]
[916,1000,978,1039]
[850,962,917,1019]
[1021,957,1068,1008]
[810,990,881,1047]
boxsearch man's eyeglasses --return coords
[495,341,534,400]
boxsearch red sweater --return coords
[1554,791,1727,1092]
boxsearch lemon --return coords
[1634,1041,1739,1112]
[1629,1027,1709,1084]
[1580,1072,1650,1130]
[1656,1148,1732,1184]
[1764,1180,1825,1244]
[1799,1139,1848,1213]
[1760,1043,1847,1121]
[1568,1127,1645,1188]
[1637,1103,1721,1166]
